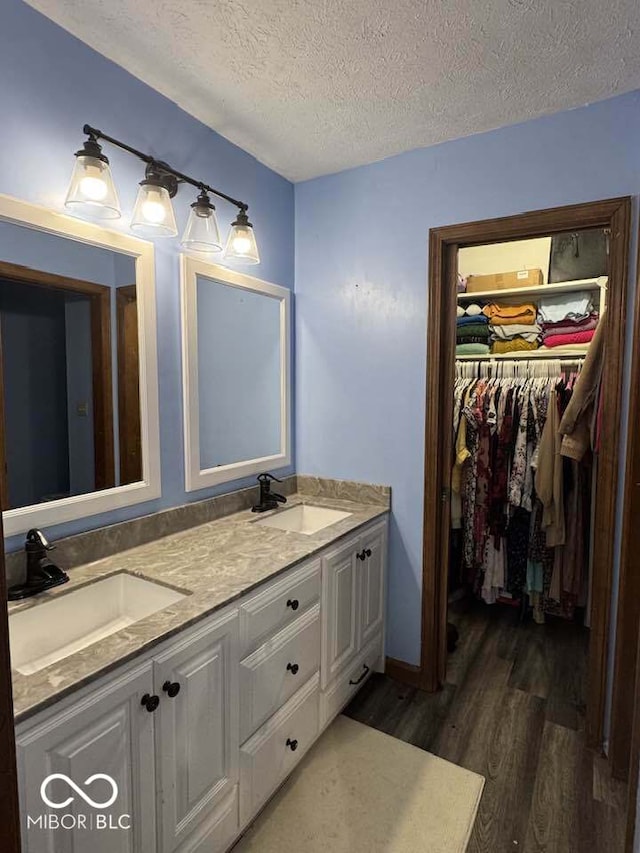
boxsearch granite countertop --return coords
[11,493,388,724]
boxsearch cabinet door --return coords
[16,662,157,853]
[154,610,239,853]
[321,537,359,689]
[359,522,387,648]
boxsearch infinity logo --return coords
[40,774,119,810]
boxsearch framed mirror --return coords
[0,194,160,536]
[181,256,291,490]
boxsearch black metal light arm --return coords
[83,124,249,212]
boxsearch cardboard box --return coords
[465,268,543,293]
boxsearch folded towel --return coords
[457,335,490,346]
[537,291,593,324]
[464,303,484,316]
[541,329,595,348]
[491,339,539,354]
[541,313,599,335]
[483,303,537,325]
[457,314,489,327]
[457,322,491,340]
[491,323,542,342]
[456,343,490,356]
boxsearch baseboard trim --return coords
[385,656,424,689]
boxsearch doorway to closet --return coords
[348,198,636,851]
[419,198,631,752]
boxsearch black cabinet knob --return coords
[286,662,299,675]
[286,738,298,751]
[286,598,299,611]
[356,550,365,561]
[162,681,181,698]
[141,693,160,712]
[365,548,372,558]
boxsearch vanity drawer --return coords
[240,604,320,742]
[320,632,382,729]
[239,559,321,657]
[240,673,319,827]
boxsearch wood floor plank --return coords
[466,688,545,852]
[344,602,627,853]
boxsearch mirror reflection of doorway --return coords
[0,261,141,509]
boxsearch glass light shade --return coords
[181,196,222,252]
[65,155,121,219]
[223,212,260,265]
[131,181,178,237]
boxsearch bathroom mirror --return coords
[181,256,291,490]
[0,194,160,536]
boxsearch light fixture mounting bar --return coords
[83,124,249,211]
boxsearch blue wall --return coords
[0,0,294,549]
[295,91,640,666]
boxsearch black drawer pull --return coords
[141,693,160,712]
[365,548,372,558]
[349,664,370,686]
[286,598,299,611]
[286,738,298,751]
[356,549,366,561]
[286,662,299,675]
[162,681,181,698]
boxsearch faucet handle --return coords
[26,529,54,550]
[257,472,283,484]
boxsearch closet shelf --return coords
[456,346,589,361]
[457,276,607,302]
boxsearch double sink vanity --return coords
[0,193,390,852]
[10,488,389,853]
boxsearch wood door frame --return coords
[0,259,115,494]
[0,505,20,850]
[116,284,142,484]
[389,198,633,754]
[612,224,640,782]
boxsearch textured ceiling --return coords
[25,0,640,181]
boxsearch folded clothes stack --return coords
[538,292,598,350]
[456,304,490,355]
[482,302,540,354]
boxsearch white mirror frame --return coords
[0,194,161,536]
[181,256,291,491]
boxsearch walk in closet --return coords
[449,230,607,635]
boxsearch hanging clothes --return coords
[452,362,591,620]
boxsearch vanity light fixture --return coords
[65,124,259,263]
[64,131,121,219]
[224,209,260,265]
[180,190,222,252]
[131,166,178,238]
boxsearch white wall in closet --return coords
[458,237,552,283]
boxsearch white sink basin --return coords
[256,504,352,536]
[9,573,186,676]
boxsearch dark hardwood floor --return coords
[344,601,627,852]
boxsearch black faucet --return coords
[8,529,70,601]
[252,473,287,513]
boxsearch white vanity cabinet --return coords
[153,610,239,853]
[319,520,387,727]
[321,520,387,688]
[15,514,388,853]
[15,610,240,853]
[16,660,158,853]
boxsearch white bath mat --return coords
[233,714,484,853]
